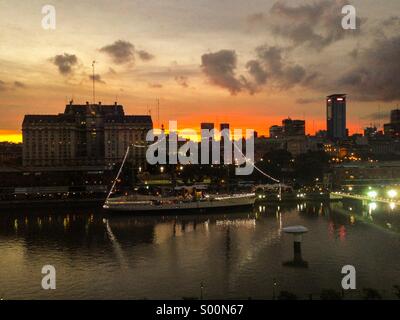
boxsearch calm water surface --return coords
[1,201,400,299]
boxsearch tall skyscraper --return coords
[201,123,214,131]
[219,123,230,164]
[220,123,229,132]
[327,94,347,140]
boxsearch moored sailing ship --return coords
[103,192,256,212]
[102,146,256,213]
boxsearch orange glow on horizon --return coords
[0,130,22,143]
[0,120,362,144]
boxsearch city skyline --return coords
[1,0,400,142]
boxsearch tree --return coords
[294,151,330,185]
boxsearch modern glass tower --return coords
[327,94,347,140]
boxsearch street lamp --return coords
[367,190,377,199]
[387,189,397,199]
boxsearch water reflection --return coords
[0,202,400,299]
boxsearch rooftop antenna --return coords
[92,60,96,105]
[377,105,381,129]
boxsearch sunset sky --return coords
[1,0,400,142]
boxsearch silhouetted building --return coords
[384,109,400,137]
[0,142,22,166]
[332,161,400,188]
[201,123,214,132]
[282,118,305,136]
[199,122,215,164]
[269,125,283,138]
[22,102,152,167]
[327,94,347,140]
[390,109,400,123]
[220,123,229,132]
[316,130,328,138]
[364,126,377,138]
[219,123,231,163]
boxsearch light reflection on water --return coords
[0,201,400,300]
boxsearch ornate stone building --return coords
[22,102,152,167]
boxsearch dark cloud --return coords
[295,97,322,104]
[14,81,26,88]
[283,65,306,86]
[175,75,189,88]
[361,111,389,121]
[255,46,283,74]
[0,80,27,91]
[381,16,400,27]
[100,40,154,65]
[201,50,246,95]
[251,45,311,89]
[245,60,267,85]
[200,46,315,94]
[137,50,154,61]
[100,40,135,64]
[338,35,400,101]
[249,0,362,49]
[89,74,105,84]
[51,53,78,75]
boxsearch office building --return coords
[282,118,305,136]
[269,125,283,139]
[327,94,347,140]
[384,109,400,137]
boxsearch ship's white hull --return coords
[103,193,255,213]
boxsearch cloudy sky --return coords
[0,0,399,142]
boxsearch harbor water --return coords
[1,201,400,299]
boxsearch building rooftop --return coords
[23,104,152,126]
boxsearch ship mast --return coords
[105,146,131,202]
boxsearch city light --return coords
[369,202,377,211]
[387,189,397,199]
[367,190,377,198]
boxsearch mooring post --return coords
[282,225,309,268]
